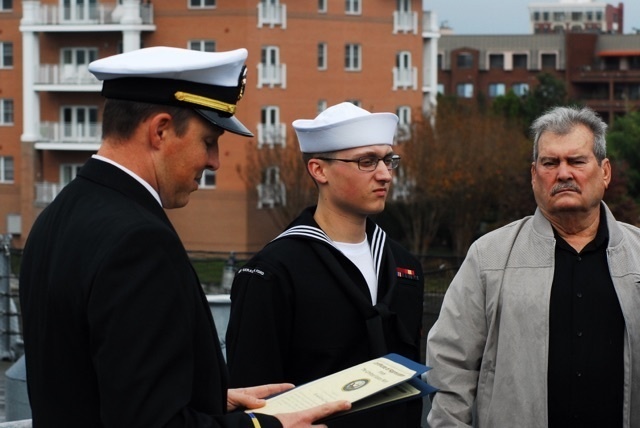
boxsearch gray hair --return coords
[530,106,607,164]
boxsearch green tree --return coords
[608,111,640,202]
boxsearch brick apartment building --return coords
[437,31,640,124]
[0,0,433,253]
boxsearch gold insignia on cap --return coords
[174,92,237,114]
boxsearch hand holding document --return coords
[250,353,437,419]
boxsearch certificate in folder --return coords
[249,353,437,419]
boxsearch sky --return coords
[424,0,640,35]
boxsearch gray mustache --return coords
[551,182,581,195]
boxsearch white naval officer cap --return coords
[292,102,398,153]
[88,46,253,137]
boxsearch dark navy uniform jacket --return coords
[20,158,281,428]
[226,206,424,427]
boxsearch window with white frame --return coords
[345,44,361,71]
[0,0,12,11]
[0,156,13,183]
[61,47,97,82]
[318,0,327,13]
[258,0,286,28]
[0,99,13,125]
[437,83,445,95]
[317,99,327,114]
[396,106,411,142]
[61,106,99,141]
[189,40,216,52]
[318,43,327,70]
[60,164,82,186]
[189,0,215,8]
[199,170,216,188]
[1,42,13,68]
[512,83,529,96]
[259,106,285,147]
[257,166,286,209]
[345,0,361,15]
[488,83,506,97]
[456,83,473,98]
[258,46,286,87]
[394,0,416,33]
[394,51,415,89]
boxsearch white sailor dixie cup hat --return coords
[88,46,253,137]
[292,102,398,153]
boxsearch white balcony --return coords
[35,121,102,151]
[257,3,286,28]
[257,63,287,88]
[257,123,286,148]
[35,182,64,205]
[393,10,418,34]
[393,67,418,90]
[256,182,286,209]
[35,64,101,88]
[20,2,154,29]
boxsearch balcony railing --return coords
[256,182,286,209]
[393,67,418,90]
[35,182,64,205]
[257,3,286,28]
[257,123,286,148]
[257,63,287,88]
[393,10,418,34]
[36,64,101,85]
[25,3,153,25]
[40,121,102,144]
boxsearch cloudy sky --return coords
[425,0,639,35]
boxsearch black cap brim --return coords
[195,109,253,137]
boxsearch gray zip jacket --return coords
[426,203,640,427]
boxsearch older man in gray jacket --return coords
[426,106,640,427]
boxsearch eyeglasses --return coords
[315,154,401,172]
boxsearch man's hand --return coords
[274,401,352,428]
[227,383,295,412]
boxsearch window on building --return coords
[199,170,216,188]
[345,100,361,107]
[596,11,603,21]
[396,106,411,142]
[513,53,528,69]
[259,106,285,147]
[345,44,361,71]
[317,99,327,114]
[553,12,565,21]
[189,0,215,8]
[512,83,529,96]
[1,42,13,68]
[318,0,327,13]
[437,53,443,70]
[543,11,549,21]
[571,12,583,21]
[489,54,504,70]
[541,53,557,69]
[456,83,473,98]
[533,11,540,21]
[0,99,13,125]
[318,43,327,70]
[189,40,216,52]
[488,83,506,97]
[257,166,286,209]
[61,47,97,82]
[437,83,444,95]
[0,0,12,11]
[60,164,83,186]
[258,46,286,87]
[0,156,13,183]
[586,11,593,21]
[394,51,414,89]
[345,0,361,15]
[456,53,473,69]
[61,106,99,141]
